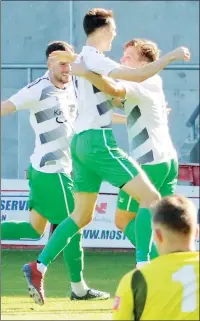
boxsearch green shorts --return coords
[70,129,141,193]
[117,158,179,212]
[28,164,74,224]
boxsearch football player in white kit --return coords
[70,38,179,267]
[1,41,110,304]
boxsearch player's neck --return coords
[86,37,105,53]
[163,240,196,255]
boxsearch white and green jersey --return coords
[73,45,119,134]
[9,72,77,174]
[121,75,177,164]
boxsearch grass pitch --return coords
[2,249,135,320]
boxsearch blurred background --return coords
[1,0,199,179]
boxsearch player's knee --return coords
[72,192,97,228]
[76,216,93,228]
[31,223,45,236]
[30,209,48,235]
[141,189,161,208]
[30,221,46,236]
[71,209,93,228]
[115,210,135,231]
[115,212,124,230]
[115,216,127,231]
[80,212,93,227]
[149,189,161,203]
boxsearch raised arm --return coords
[1,100,16,116]
[50,46,190,83]
[109,47,190,82]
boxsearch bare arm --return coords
[50,47,190,83]
[109,48,190,82]
[112,113,126,124]
[82,73,126,98]
[1,100,16,116]
[72,62,126,98]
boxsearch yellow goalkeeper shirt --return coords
[113,252,199,320]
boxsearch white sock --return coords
[71,280,89,297]
[37,262,47,275]
[136,261,150,268]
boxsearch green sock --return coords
[1,221,41,240]
[124,219,136,245]
[135,208,154,262]
[63,233,83,282]
[38,217,79,266]
[124,218,158,260]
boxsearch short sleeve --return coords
[84,49,119,76]
[8,83,40,111]
[120,80,147,101]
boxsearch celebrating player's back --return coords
[113,195,199,320]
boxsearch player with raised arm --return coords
[113,195,199,320]
[21,8,190,304]
[70,38,179,265]
[1,41,109,304]
[114,39,178,264]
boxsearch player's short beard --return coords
[56,74,70,85]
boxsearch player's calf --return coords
[122,173,161,267]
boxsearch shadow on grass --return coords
[2,250,135,298]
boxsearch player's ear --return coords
[195,224,199,239]
[47,55,56,70]
[100,25,107,36]
[47,57,51,70]
[154,228,163,243]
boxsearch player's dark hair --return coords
[83,8,113,36]
[151,195,197,235]
[45,41,74,59]
[124,39,160,62]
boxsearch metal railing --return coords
[186,103,200,141]
[2,64,47,83]
[2,63,200,143]
[1,63,200,84]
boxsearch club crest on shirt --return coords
[113,296,121,310]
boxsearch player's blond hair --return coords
[124,38,161,62]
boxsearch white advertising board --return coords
[1,180,51,246]
[1,180,199,249]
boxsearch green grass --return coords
[2,249,135,320]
